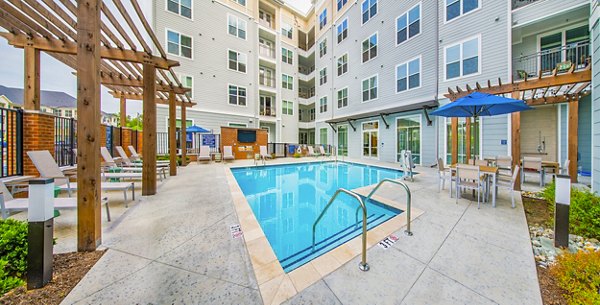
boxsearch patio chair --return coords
[495,155,513,178]
[223,146,235,162]
[473,159,488,166]
[27,150,136,202]
[115,146,170,168]
[307,146,320,157]
[456,164,486,208]
[522,157,544,187]
[437,158,455,197]
[0,181,111,221]
[197,146,211,163]
[497,165,520,208]
[259,146,272,160]
[101,147,166,180]
[318,146,331,157]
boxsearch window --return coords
[167,30,192,58]
[361,0,377,24]
[337,53,348,76]
[282,74,294,90]
[319,39,327,57]
[337,19,348,43]
[337,88,348,108]
[319,9,328,30]
[282,48,293,64]
[319,68,327,85]
[319,96,328,113]
[181,75,193,98]
[320,128,328,145]
[445,36,479,80]
[228,85,246,106]
[362,33,377,63]
[282,23,293,39]
[282,100,293,115]
[362,75,378,102]
[233,0,245,6]
[338,125,348,156]
[228,122,247,127]
[337,0,348,11]
[396,57,421,92]
[167,0,192,19]
[446,0,479,22]
[228,15,247,39]
[53,109,62,116]
[396,4,420,45]
[228,50,247,73]
[65,109,73,117]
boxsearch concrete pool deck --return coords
[52,158,542,305]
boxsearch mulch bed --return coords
[522,196,567,305]
[0,250,105,305]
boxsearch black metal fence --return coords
[157,131,221,155]
[0,108,23,177]
[54,117,77,167]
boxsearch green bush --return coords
[0,219,27,294]
[551,251,600,305]
[157,155,190,165]
[540,181,600,239]
[293,152,302,158]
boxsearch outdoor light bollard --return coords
[27,178,55,289]
[554,175,571,248]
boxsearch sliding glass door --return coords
[338,125,348,156]
[397,116,421,164]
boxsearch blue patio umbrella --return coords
[186,125,210,142]
[430,92,533,117]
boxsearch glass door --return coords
[338,125,348,156]
[362,121,378,158]
[259,67,274,87]
[397,116,421,164]
[259,95,274,116]
[446,117,479,164]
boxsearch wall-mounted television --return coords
[237,130,256,143]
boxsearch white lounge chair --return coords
[0,181,111,221]
[115,146,170,167]
[307,146,320,157]
[127,145,141,161]
[259,146,272,161]
[101,147,165,181]
[27,150,136,202]
[223,146,235,162]
[126,145,170,165]
[197,146,211,163]
[318,146,331,157]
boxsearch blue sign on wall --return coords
[501,139,507,145]
[202,134,216,148]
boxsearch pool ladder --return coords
[311,179,413,272]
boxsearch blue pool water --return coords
[231,161,404,272]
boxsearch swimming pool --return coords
[231,161,404,273]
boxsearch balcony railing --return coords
[298,66,315,75]
[299,89,315,99]
[260,106,276,117]
[259,76,276,88]
[259,44,275,59]
[512,0,541,10]
[259,18,274,30]
[512,41,590,80]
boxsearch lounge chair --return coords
[101,147,165,181]
[307,146,320,158]
[223,146,235,162]
[318,146,331,157]
[27,150,135,202]
[197,146,211,163]
[126,145,170,165]
[115,146,170,168]
[0,181,111,221]
[259,146,272,161]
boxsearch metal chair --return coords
[522,157,544,187]
[497,165,520,208]
[456,164,486,208]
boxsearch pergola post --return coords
[142,63,157,195]
[451,117,458,164]
[119,96,126,127]
[168,90,177,176]
[511,91,521,190]
[76,0,102,251]
[465,118,471,162]
[568,98,579,183]
[23,46,40,110]
[180,105,187,166]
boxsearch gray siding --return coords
[481,114,509,158]
[594,2,600,191]
[579,95,592,173]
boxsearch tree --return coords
[126,113,143,131]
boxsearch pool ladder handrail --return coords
[354,178,413,236]
[312,188,370,272]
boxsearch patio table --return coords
[450,164,499,207]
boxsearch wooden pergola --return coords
[445,65,591,186]
[0,0,195,250]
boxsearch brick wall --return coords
[23,111,55,176]
[220,127,268,159]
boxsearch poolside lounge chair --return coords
[126,145,170,165]
[259,146,271,161]
[522,157,544,187]
[0,181,111,221]
[318,146,331,157]
[307,146,320,158]
[223,146,235,162]
[456,164,486,208]
[197,146,211,163]
[101,147,166,180]
[115,146,170,168]
[27,150,136,202]
[497,165,520,208]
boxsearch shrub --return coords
[293,152,301,158]
[551,251,600,305]
[539,182,600,239]
[0,219,27,295]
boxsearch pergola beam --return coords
[99,71,189,94]
[109,91,195,107]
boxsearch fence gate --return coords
[54,117,76,167]
[0,108,23,177]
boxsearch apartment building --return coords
[154,0,594,177]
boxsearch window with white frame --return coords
[337,19,348,43]
[396,4,420,45]
[282,74,294,90]
[319,96,328,113]
[396,57,420,92]
[180,75,193,99]
[228,50,247,73]
[167,0,192,19]
[446,0,479,22]
[233,0,245,6]
[282,48,293,64]
[337,0,348,11]
[362,75,378,102]
[362,33,378,63]
[319,68,327,85]
[282,23,293,39]
[228,15,246,39]
[228,122,247,127]
[282,100,293,115]
[167,30,192,58]
[337,88,348,108]
[445,36,479,80]
[337,53,348,76]
[228,85,246,106]
[361,0,377,24]
[319,39,327,57]
[319,9,328,30]
[320,128,328,145]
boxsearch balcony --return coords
[512,0,540,10]
[298,66,315,75]
[259,76,276,89]
[512,40,590,80]
[259,44,275,60]
[259,106,276,117]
